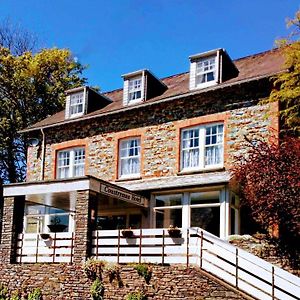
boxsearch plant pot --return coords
[47,224,67,233]
[121,230,134,238]
[168,229,181,238]
[40,233,51,240]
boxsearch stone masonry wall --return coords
[0,264,248,300]
[26,80,278,182]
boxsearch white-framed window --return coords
[24,203,75,233]
[128,77,142,102]
[181,123,224,171]
[57,147,85,179]
[69,92,85,117]
[119,137,141,178]
[195,56,216,86]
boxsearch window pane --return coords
[190,191,219,205]
[129,214,142,229]
[191,207,220,236]
[155,208,182,228]
[120,138,140,176]
[155,194,182,207]
[70,92,84,115]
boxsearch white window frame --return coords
[69,92,85,118]
[56,147,85,179]
[180,123,224,172]
[119,137,141,179]
[24,203,75,234]
[195,56,217,88]
[128,77,143,104]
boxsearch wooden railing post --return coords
[70,232,74,264]
[272,266,275,299]
[19,233,24,264]
[139,229,142,264]
[200,231,203,269]
[162,229,165,265]
[236,248,239,288]
[117,229,120,264]
[35,233,39,263]
[186,228,189,268]
[53,233,56,263]
[96,230,99,260]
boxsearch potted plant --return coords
[40,233,51,240]
[167,225,181,238]
[121,228,134,238]
[47,216,67,233]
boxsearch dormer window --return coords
[195,56,216,86]
[70,92,84,117]
[189,49,238,91]
[128,77,142,101]
[122,69,167,106]
[64,86,112,120]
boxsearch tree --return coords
[268,10,300,136]
[231,137,300,265]
[0,47,86,183]
[0,18,37,55]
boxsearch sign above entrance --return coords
[100,183,148,207]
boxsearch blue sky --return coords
[0,1,298,92]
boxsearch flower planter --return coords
[168,228,181,238]
[47,224,67,233]
[121,229,134,238]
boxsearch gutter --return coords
[19,71,284,134]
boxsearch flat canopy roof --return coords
[3,176,148,208]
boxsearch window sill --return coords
[115,176,142,182]
[177,167,225,176]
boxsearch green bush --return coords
[90,278,104,300]
[133,264,152,284]
[0,283,8,300]
[27,288,42,300]
[126,291,147,300]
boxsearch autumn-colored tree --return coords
[231,137,300,264]
[0,47,86,182]
[268,10,300,136]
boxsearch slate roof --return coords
[23,48,285,132]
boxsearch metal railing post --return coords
[117,229,120,264]
[200,231,203,269]
[272,266,275,299]
[139,229,142,264]
[186,228,189,268]
[70,232,74,264]
[53,233,56,263]
[236,248,239,288]
[162,229,165,265]
[35,233,39,263]
[96,230,99,259]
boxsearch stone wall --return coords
[26,79,278,183]
[0,264,248,300]
[228,234,299,276]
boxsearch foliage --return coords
[231,137,300,265]
[267,10,300,136]
[83,258,106,280]
[0,46,86,182]
[27,288,42,300]
[126,291,147,300]
[90,278,104,300]
[9,290,21,300]
[105,263,123,287]
[133,264,152,284]
[0,283,8,300]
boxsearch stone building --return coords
[1,47,296,300]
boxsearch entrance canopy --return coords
[3,176,149,209]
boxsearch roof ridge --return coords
[233,47,279,62]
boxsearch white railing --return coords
[92,228,300,300]
[16,232,74,263]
